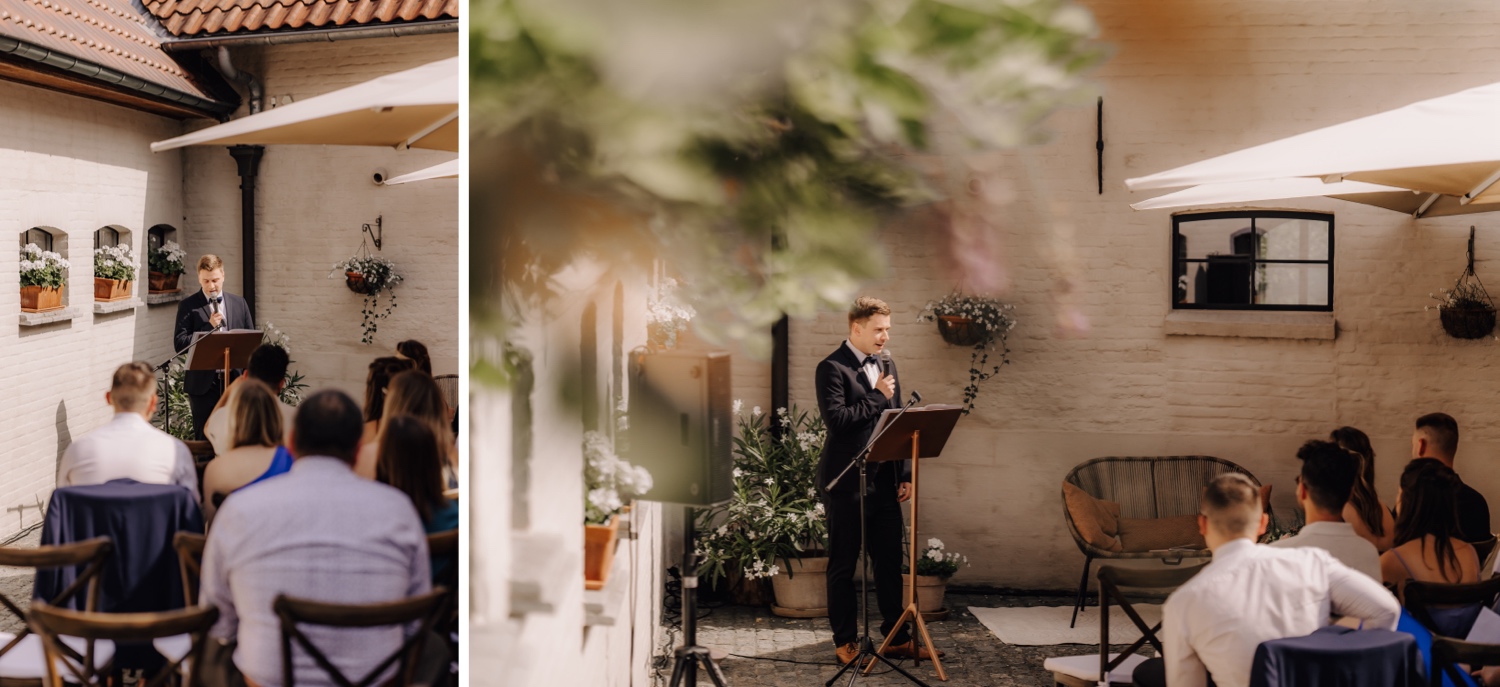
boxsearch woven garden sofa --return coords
[1061,455,1270,627]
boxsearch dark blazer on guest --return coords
[173,290,254,396]
[815,343,910,495]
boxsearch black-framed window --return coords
[94,227,120,249]
[21,228,52,253]
[147,224,175,254]
[1173,211,1333,311]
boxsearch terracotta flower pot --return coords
[770,556,829,618]
[584,514,621,590]
[20,286,62,313]
[93,277,131,302]
[902,573,948,615]
[148,271,180,293]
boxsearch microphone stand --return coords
[154,322,219,436]
[825,391,929,687]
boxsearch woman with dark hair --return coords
[1380,460,1480,598]
[357,370,453,479]
[376,415,457,532]
[1331,426,1396,552]
[395,339,433,376]
[362,356,416,447]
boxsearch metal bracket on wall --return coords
[1096,96,1105,195]
[363,215,383,250]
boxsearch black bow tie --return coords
[863,355,879,368]
[210,295,223,304]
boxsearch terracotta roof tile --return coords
[142,0,458,37]
[0,0,212,100]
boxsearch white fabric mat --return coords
[969,604,1163,646]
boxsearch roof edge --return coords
[0,35,235,117]
[160,18,459,52]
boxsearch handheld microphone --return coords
[879,348,893,377]
[910,390,922,404]
[208,292,223,330]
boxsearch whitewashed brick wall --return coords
[744,1,1500,590]
[0,79,188,534]
[181,34,459,400]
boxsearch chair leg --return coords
[1070,555,1093,629]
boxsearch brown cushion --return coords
[1063,482,1122,553]
[1260,482,1273,513]
[1117,515,1207,553]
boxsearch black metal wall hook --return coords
[363,216,383,250]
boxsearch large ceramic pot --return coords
[770,556,829,618]
[902,573,947,615]
[94,277,131,302]
[148,271,180,293]
[583,513,620,591]
[20,286,62,313]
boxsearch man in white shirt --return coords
[57,362,198,496]
[1271,440,1383,581]
[1157,473,1399,687]
[203,344,296,456]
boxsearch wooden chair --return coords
[172,532,207,607]
[1430,636,1500,687]
[0,536,114,683]
[1096,563,1207,684]
[1063,456,1267,627]
[426,530,458,686]
[1404,576,1500,638]
[1474,535,1498,572]
[273,587,449,687]
[27,602,218,687]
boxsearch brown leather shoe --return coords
[836,642,861,666]
[881,640,945,660]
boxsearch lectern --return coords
[187,330,262,388]
[864,405,963,682]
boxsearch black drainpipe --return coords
[229,145,264,318]
[771,315,790,439]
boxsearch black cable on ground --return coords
[725,652,906,675]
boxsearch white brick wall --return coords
[760,1,1500,590]
[0,79,188,534]
[181,35,459,400]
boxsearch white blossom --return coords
[927,538,944,550]
[732,399,743,415]
[752,406,762,417]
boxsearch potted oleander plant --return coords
[329,254,403,344]
[93,244,137,302]
[148,240,186,293]
[20,243,68,313]
[917,292,1017,414]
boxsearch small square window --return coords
[21,228,52,253]
[1173,211,1333,311]
[94,227,120,250]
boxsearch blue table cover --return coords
[1249,624,1424,687]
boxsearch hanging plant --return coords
[329,248,403,345]
[1428,227,1496,340]
[917,292,1016,414]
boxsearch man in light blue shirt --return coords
[200,389,430,686]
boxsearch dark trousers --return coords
[188,386,222,441]
[1133,657,1216,687]
[825,474,909,648]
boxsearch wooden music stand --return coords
[864,405,963,681]
[187,330,262,388]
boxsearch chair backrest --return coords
[274,587,449,687]
[0,536,112,662]
[1404,576,1500,638]
[1097,562,1208,681]
[1066,456,1260,520]
[173,532,207,607]
[1431,636,1500,687]
[433,374,458,414]
[28,601,218,687]
[1474,535,1498,571]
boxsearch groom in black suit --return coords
[817,296,936,665]
[173,254,254,440]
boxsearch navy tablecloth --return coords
[1250,625,1424,687]
[36,479,203,613]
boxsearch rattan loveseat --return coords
[1061,455,1269,627]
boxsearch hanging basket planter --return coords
[1432,227,1497,341]
[330,245,402,345]
[936,315,988,347]
[918,292,1017,415]
[344,270,378,295]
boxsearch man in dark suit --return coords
[817,296,936,665]
[173,254,254,441]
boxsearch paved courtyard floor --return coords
[678,592,1145,687]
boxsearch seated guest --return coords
[396,339,433,376]
[58,362,197,495]
[1381,460,1481,596]
[357,370,454,481]
[378,416,459,534]
[1332,426,1397,552]
[203,344,295,457]
[363,356,415,447]
[200,380,290,522]
[1412,412,1491,544]
[1156,473,1398,687]
[1272,440,1382,581]
[200,389,430,687]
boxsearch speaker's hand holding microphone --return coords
[207,291,224,331]
[875,348,896,399]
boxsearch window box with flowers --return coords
[917,292,1017,414]
[148,240,186,293]
[93,244,137,302]
[20,243,67,313]
[694,405,831,616]
[583,431,653,590]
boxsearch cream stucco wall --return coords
[726,1,1500,590]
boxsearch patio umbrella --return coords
[1130,177,1500,218]
[1125,80,1500,216]
[150,57,458,153]
[382,159,460,185]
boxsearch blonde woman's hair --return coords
[382,370,452,447]
[230,379,282,450]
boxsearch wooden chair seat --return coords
[27,603,218,687]
[0,536,113,685]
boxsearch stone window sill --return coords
[508,530,575,618]
[1164,310,1336,340]
[583,537,629,627]
[19,306,83,327]
[146,290,186,306]
[94,299,143,315]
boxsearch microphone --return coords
[910,390,922,404]
[879,348,893,377]
[208,291,223,330]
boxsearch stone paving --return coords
[680,592,1148,687]
[0,527,42,634]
